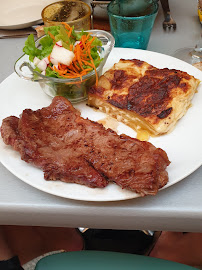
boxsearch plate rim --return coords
[0,0,56,30]
[0,19,43,30]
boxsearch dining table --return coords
[0,0,202,233]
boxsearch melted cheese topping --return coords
[88,59,201,141]
[88,96,157,140]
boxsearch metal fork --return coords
[160,0,177,30]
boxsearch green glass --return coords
[107,0,159,50]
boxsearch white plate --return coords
[0,0,57,30]
[0,48,202,201]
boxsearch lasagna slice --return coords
[88,59,200,140]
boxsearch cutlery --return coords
[160,0,176,30]
[0,27,37,39]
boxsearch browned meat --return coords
[0,96,170,196]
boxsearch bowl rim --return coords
[41,0,91,26]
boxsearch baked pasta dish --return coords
[88,59,200,140]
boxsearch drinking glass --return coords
[172,1,202,66]
[172,30,202,66]
[42,0,91,30]
[107,0,159,50]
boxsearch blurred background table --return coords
[0,0,202,232]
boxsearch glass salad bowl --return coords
[14,29,115,103]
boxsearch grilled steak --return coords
[1,96,170,196]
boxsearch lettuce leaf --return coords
[39,36,54,58]
[72,29,88,41]
[44,25,61,37]
[23,34,41,62]
[45,66,60,78]
[55,25,75,49]
[91,37,102,47]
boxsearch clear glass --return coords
[173,30,202,66]
[14,30,115,103]
[107,0,159,49]
[41,0,91,30]
[173,0,202,66]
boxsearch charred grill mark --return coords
[108,95,128,109]
[179,82,188,92]
[89,85,104,95]
[126,71,182,118]
[129,59,145,66]
[110,70,128,89]
[157,107,172,119]
[118,58,144,65]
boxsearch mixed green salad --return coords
[23,23,103,83]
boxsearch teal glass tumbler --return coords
[107,0,159,50]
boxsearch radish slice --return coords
[33,57,40,66]
[50,45,75,66]
[37,57,50,71]
[56,40,63,47]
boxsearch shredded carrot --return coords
[59,63,67,69]
[48,31,55,40]
[57,63,67,74]
[87,36,95,47]
[46,22,99,83]
[81,35,87,50]
[75,45,84,70]
[73,62,81,72]
[68,27,72,37]
[69,44,73,51]
[69,63,79,73]
[81,59,94,68]
[61,22,71,30]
